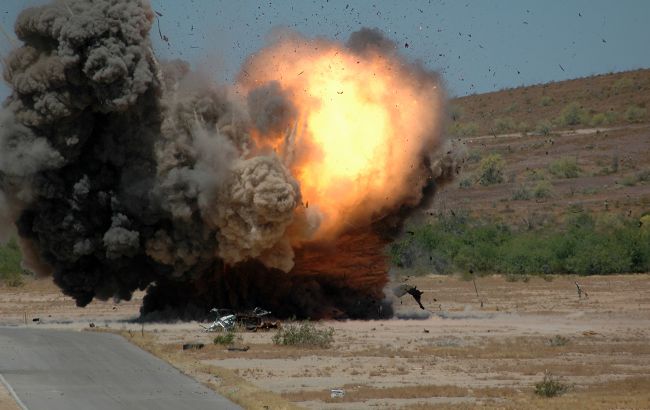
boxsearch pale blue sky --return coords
[1,0,649,99]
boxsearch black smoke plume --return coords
[0,1,457,320]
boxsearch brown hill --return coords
[435,69,650,225]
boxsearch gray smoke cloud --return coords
[0,0,453,319]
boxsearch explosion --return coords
[0,0,456,320]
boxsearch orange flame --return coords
[240,34,444,242]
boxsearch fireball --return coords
[239,33,444,241]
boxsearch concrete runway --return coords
[0,328,241,410]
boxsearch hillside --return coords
[448,68,650,137]
[438,68,650,223]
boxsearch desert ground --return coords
[2,274,649,409]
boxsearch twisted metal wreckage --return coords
[201,307,278,332]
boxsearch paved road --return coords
[0,328,241,410]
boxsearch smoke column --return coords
[0,0,457,319]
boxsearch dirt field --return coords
[2,274,650,409]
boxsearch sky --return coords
[1,0,649,99]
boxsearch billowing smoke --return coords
[0,0,457,320]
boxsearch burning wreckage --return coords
[0,0,458,320]
[202,307,278,332]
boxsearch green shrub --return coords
[459,178,471,188]
[637,170,650,182]
[390,212,650,276]
[558,102,587,126]
[539,96,553,107]
[272,323,334,348]
[449,105,464,121]
[213,332,236,345]
[612,77,634,93]
[625,105,647,123]
[466,149,482,163]
[534,372,568,397]
[548,157,580,179]
[548,335,569,347]
[0,239,24,286]
[512,185,531,200]
[448,122,479,137]
[589,112,608,126]
[533,181,553,198]
[493,117,516,134]
[536,120,553,136]
[477,154,505,186]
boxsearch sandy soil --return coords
[2,274,650,409]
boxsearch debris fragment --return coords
[330,389,345,398]
[393,284,426,310]
[227,346,250,352]
[182,343,205,350]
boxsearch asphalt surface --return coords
[0,328,241,410]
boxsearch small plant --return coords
[477,154,506,186]
[272,323,334,348]
[466,149,482,164]
[548,335,569,346]
[535,120,553,136]
[459,178,472,189]
[589,112,608,126]
[621,175,637,187]
[558,102,587,126]
[512,185,532,201]
[449,105,464,121]
[625,105,647,123]
[533,181,553,198]
[493,117,516,134]
[539,96,553,107]
[448,122,479,137]
[213,332,236,345]
[549,157,580,179]
[534,371,568,397]
[612,76,634,93]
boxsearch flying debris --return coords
[393,284,427,310]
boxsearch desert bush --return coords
[272,323,334,348]
[625,105,647,123]
[533,181,553,198]
[589,112,608,126]
[535,120,553,136]
[466,149,482,163]
[534,372,568,397]
[390,212,650,276]
[449,105,464,121]
[548,157,580,178]
[621,175,637,186]
[458,178,471,189]
[477,154,505,186]
[511,185,531,200]
[637,170,650,182]
[493,117,516,134]
[213,332,236,345]
[548,335,569,346]
[539,96,553,107]
[557,102,587,126]
[448,122,479,137]
[504,103,518,114]
[612,76,634,93]
[0,239,24,287]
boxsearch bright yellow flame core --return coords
[241,38,443,241]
